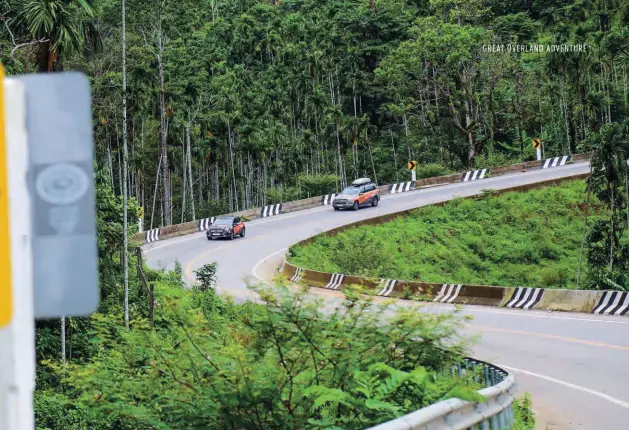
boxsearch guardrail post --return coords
[479,418,490,430]
[490,411,499,429]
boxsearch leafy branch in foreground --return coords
[38,280,483,429]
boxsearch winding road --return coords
[144,161,629,430]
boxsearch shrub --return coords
[38,280,483,429]
[194,262,218,291]
[265,186,301,204]
[417,163,452,179]
[297,173,340,196]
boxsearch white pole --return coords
[0,77,35,430]
[411,169,416,182]
[536,147,542,161]
[60,317,66,365]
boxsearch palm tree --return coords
[15,0,102,72]
[589,123,629,273]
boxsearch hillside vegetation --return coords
[35,269,494,429]
[3,0,629,226]
[289,180,616,289]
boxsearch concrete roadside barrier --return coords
[281,261,508,307]
[535,288,604,313]
[132,153,592,244]
[592,291,629,315]
[280,261,622,316]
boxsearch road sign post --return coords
[15,73,99,319]
[1,71,99,430]
[138,206,144,233]
[0,69,36,430]
[533,139,543,161]
[408,160,417,182]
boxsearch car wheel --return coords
[229,230,234,240]
[207,236,212,241]
[352,201,359,211]
[372,196,379,207]
[333,207,339,211]
[240,227,245,237]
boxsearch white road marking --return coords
[432,306,629,324]
[252,247,288,285]
[499,365,629,410]
[144,162,589,254]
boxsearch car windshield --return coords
[213,218,233,225]
[341,187,360,195]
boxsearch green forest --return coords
[3,0,629,228]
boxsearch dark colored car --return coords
[332,178,380,211]
[206,216,246,240]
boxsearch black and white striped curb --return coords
[389,181,415,194]
[198,217,216,231]
[433,284,462,303]
[321,193,338,205]
[593,291,629,316]
[290,267,304,282]
[505,287,544,309]
[461,168,489,182]
[376,279,397,296]
[261,203,283,218]
[277,259,286,274]
[146,228,160,243]
[541,155,571,169]
[324,274,344,290]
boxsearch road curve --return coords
[144,162,629,429]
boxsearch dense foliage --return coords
[34,274,495,429]
[3,0,629,228]
[289,179,628,289]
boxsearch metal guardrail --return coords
[367,358,517,430]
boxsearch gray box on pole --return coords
[15,73,99,318]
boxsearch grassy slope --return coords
[289,180,606,289]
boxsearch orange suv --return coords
[207,216,245,240]
[332,178,380,211]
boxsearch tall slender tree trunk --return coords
[107,137,114,187]
[609,185,615,272]
[150,154,163,229]
[60,317,66,365]
[402,112,411,159]
[391,130,399,182]
[227,122,239,211]
[121,0,130,329]
[156,24,171,225]
[186,118,195,220]
[181,133,187,223]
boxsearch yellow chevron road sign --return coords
[532,138,542,148]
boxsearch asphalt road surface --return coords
[144,161,629,429]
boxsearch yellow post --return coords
[0,64,12,326]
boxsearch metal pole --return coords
[0,75,35,430]
[61,317,66,365]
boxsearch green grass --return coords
[289,180,607,289]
